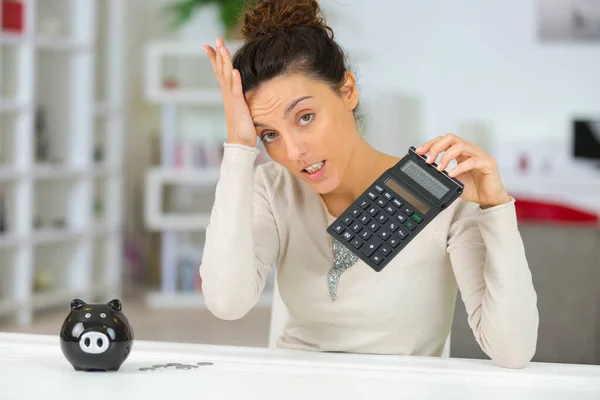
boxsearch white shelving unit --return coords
[0,0,124,326]
[142,40,274,309]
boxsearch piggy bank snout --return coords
[79,330,110,355]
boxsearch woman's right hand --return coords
[204,38,257,148]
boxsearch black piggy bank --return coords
[59,298,134,371]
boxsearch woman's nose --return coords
[285,136,307,161]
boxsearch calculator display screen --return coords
[384,177,430,214]
[400,159,450,200]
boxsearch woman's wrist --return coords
[479,191,512,209]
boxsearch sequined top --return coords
[200,143,539,368]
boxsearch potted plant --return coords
[162,0,247,40]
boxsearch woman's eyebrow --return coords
[253,95,313,128]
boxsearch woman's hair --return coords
[232,0,361,122]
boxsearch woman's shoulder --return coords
[255,161,321,209]
[255,161,308,193]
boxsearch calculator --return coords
[326,146,464,272]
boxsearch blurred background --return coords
[0,0,599,365]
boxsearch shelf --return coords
[0,167,19,181]
[0,32,26,45]
[0,35,90,51]
[94,102,118,117]
[0,246,16,316]
[32,164,84,180]
[0,99,27,113]
[144,290,274,310]
[31,228,83,245]
[34,37,90,52]
[0,233,20,248]
[31,289,81,310]
[0,298,15,317]
[91,164,117,177]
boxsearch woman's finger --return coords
[204,45,218,77]
[215,38,223,83]
[416,136,443,155]
[220,45,233,91]
[436,142,464,171]
[231,69,243,97]
[426,134,458,163]
[448,156,492,177]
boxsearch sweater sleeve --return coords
[445,197,539,369]
[199,143,280,320]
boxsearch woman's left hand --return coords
[415,133,511,209]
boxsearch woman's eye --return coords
[299,113,314,125]
[261,132,278,143]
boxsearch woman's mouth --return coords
[301,160,326,180]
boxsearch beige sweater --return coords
[200,143,539,368]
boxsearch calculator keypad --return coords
[330,185,426,270]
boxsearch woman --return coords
[199,0,538,368]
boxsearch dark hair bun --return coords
[240,0,332,40]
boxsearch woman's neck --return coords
[321,139,401,217]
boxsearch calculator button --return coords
[412,213,423,223]
[351,238,363,249]
[341,215,353,225]
[359,215,370,225]
[386,221,400,231]
[388,237,400,247]
[374,184,385,193]
[367,191,378,200]
[333,223,345,234]
[371,253,384,265]
[350,208,362,217]
[396,213,407,223]
[392,199,403,208]
[396,227,409,239]
[368,222,379,232]
[402,206,414,216]
[341,231,354,241]
[383,192,394,201]
[377,228,392,240]
[384,206,396,215]
[351,223,362,233]
[376,198,387,208]
[405,220,416,230]
[380,245,392,256]
[367,207,379,217]
[360,230,372,240]
[357,198,370,209]
[361,237,382,257]
[375,212,388,223]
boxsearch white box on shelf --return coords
[144,40,243,104]
[144,166,220,231]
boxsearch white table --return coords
[1,332,599,400]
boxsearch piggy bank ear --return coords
[71,299,85,311]
[107,299,122,311]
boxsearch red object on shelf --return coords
[1,0,24,33]
[514,197,598,225]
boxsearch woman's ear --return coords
[341,71,359,110]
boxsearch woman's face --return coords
[245,72,360,194]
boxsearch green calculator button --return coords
[412,213,423,223]
[405,220,416,230]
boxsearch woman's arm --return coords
[199,143,280,320]
[444,198,539,368]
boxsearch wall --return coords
[341,0,600,146]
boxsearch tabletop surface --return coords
[1,332,599,400]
